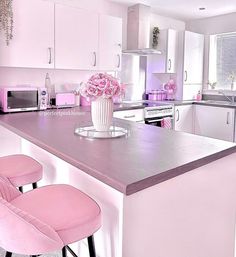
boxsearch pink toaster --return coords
[55,92,75,108]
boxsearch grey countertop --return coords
[0,108,236,195]
[115,100,236,109]
[81,99,236,111]
[169,100,236,108]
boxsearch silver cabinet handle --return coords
[124,115,135,119]
[176,109,180,122]
[226,112,230,124]
[117,54,121,68]
[93,52,97,67]
[168,59,171,71]
[48,47,52,64]
[184,71,188,82]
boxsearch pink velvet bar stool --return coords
[0,175,101,257]
[0,154,43,192]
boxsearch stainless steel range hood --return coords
[123,4,161,55]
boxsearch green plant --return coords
[0,0,13,46]
[152,27,160,48]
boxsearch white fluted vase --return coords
[91,98,113,131]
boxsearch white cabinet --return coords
[0,1,122,71]
[55,5,99,70]
[0,0,54,68]
[114,109,144,122]
[184,31,204,84]
[182,31,204,100]
[166,29,178,73]
[174,105,193,133]
[194,105,235,142]
[99,15,122,71]
[149,29,178,73]
[0,126,22,156]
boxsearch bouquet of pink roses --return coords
[80,73,124,100]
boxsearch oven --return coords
[144,105,174,129]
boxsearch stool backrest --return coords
[0,176,63,255]
[0,176,21,201]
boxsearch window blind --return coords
[216,32,236,89]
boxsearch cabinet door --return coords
[113,109,144,122]
[55,4,99,70]
[150,29,177,73]
[184,31,204,84]
[175,105,193,133]
[166,29,178,73]
[194,105,235,142]
[0,125,22,155]
[0,0,54,68]
[99,15,122,71]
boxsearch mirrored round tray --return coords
[75,125,130,139]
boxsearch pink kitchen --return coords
[0,1,236,257]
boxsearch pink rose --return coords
[87,84,99,96]
[103,87,114,98]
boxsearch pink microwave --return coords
[0,87,48,113]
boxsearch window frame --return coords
[207,31,236,92]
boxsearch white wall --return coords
[186,12,236,35]
[186,12,236,92]
[150,13,185,31]
[0,0,127,89]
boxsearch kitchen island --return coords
[1,108,236,257]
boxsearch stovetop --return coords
[122,100,174,109]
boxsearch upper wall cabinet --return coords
[0,0,54,68]
[183,31,204,84]
[99,15,122,71]
[0,1,122,71]
[55,4,99,70]
[149,29,178,74]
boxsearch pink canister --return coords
[148,90,166,101]
[80,96,91,106]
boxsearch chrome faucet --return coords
[218,90,235,103]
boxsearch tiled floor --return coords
[0,248,61,257]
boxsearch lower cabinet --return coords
[0,125,22,155]
[174,105,193,133]
[194,105,235,142]
[113,109,144,122]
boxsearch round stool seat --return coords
[0,154,43,187]
[11,184,101,246]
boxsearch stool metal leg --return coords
[87,235,96,257]
[32,182,38,189]
[66,246,77,257]
[62,246,67,257]
[5,252,12,257]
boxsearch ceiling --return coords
[110,0,236,21]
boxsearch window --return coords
[209,32,236,90]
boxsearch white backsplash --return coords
[0,67,95,92]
